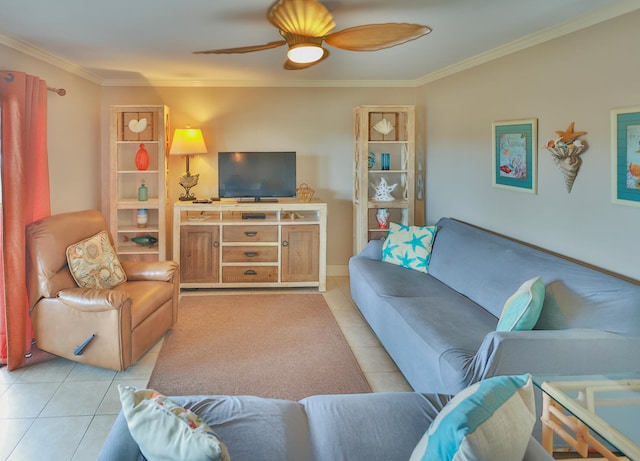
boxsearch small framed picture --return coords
[492,119,538,193]
[611,106,640,207]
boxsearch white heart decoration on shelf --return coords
[128,118,148,133]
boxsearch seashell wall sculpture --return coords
[545,122,587,193]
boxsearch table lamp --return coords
[169,127,208,201]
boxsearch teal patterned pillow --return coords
[382,223,437,273]
[66,231,127,289]
[496,277,545,331]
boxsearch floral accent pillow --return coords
[118,386,230,461]
[66,231,127,289]
[382,223,437,273]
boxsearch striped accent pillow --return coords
[409,374,535,461]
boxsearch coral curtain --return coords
[0,71,51,370]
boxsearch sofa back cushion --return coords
[428,218,640,335]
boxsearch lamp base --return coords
[178,171,199,202]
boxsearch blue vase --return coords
[381,153,390,170]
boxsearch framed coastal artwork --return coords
[492,119,538,193]
[611,106,640,207]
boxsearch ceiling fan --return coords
[194,0,432,70]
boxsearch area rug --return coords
[148,294,372,400]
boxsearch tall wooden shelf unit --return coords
[109,105,170,261]
[353,105,416,254]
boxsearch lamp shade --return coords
[169,128,208,156]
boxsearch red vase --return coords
[135,143,150,170]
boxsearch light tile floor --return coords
[0,276,410,461]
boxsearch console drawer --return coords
[223,225,278,242]
[222,266,278,283]
[222,246,278,263]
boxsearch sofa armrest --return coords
[121,260,179,282]
[473,329,640,381]
[355,239,384,261]
[56,287,130,312]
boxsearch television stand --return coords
[174,198,327,292]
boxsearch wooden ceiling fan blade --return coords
[268,0,336,37]
[325,23,431,51]
[193,40,286,54]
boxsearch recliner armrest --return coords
[57,287,130,312]
[121,260,179,282]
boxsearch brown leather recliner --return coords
[25,209,179,371]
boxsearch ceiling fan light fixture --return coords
[287,43,324,63]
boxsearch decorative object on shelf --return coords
[545,122,587,193]
[372,177,397,202]
[120,112,154,141]
[381,153,390,170]
[376,208,390,229]
[373,118,394,136]
[131,235,158,247]
[137,209,148,228]
[135,143,150,170]
[128,118,148,134]
[138,182,148,201]
[368,152,375,169]
[296,183,315,202]
[369,112,400,141]
[492,119,538,194]
[169,127,208,201]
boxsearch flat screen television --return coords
[218,151,296,199]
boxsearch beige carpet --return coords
[148,294,372,400]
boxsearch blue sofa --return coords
[349,217,640,395]
[98,391,552,460]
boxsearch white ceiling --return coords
[0,0,638,86]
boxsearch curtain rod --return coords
[1,71,66,96]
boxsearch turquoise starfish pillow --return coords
[382,223,437,273]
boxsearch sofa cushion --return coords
[301,392,448,461]
[118,386,230,461]
[497,277,545,331]
[382,223,437,273]
[66,231,127,289]
[409,374,535,461]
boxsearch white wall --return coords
[1,44,102,214]
[417,10,640,280]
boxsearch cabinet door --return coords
[180,225,219,283]
[281,225,319,282]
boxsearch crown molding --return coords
[0,32,103,85]
[415,0,640,86]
